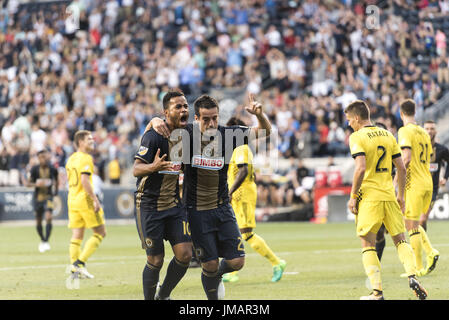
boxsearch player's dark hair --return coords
[400,99,416,116]
[226,117,247,126]
[424,120,436,125]
[74,130,91,148]
[162,90,185,110]
[344,100,370,120]
[194,94,219,117]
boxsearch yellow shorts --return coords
[68,207,105,229]
[404,189,432,221]
[356,200,406,237]
[231,199,256,229]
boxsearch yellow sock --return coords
[246,233,281,266]
[408,228,424,270]
[396,240,417,277]
[79,233,103,263]
[70,238,82,264]
[362,247,382,292]
[418,226,433,255]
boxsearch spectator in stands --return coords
[0,0,447,192]
[282,158,313,207]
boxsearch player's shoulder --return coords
[398,124,411,135]
[349,129,364,141]
[142,128,163,139]
[142,128,165,141]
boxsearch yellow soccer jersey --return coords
[398,123,433,191]
[228,144,257,202]
[349,126,401,201]
[66,151,95,210]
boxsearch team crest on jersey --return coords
[191,155,224,170]
[138,146,148,156]
[145,238,153,248]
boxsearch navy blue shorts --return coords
[187,203,245,263]
[135,204,191,256]
[33,199,53,218]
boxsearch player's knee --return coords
[147,254,164,268]
[229,257,245,271]
[94,226,106,238]
[202,260,219,273]
[176,249,192,264]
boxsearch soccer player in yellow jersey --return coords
[66,130,106,279]
[223,117,286,283]
[398,99,439,276]
[345,100,427,300]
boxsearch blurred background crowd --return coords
[0,0,448,209]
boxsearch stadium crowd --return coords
[0,0,448,208]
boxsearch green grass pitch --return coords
[0,220,448,300]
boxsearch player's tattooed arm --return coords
[392,156,406,213]
[145,118,170,138]
[348,155,366,215]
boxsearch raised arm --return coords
[245,93,272,139]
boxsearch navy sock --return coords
[158,257,189,299]
[143,262,161,300]
[44,223,52,242]
[36,225,44,241]
[201,270,221,300]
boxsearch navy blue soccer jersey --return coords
[134,129,182,211]
[182,123,250,211]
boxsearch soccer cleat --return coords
[154,283,171,300]
[409,276,428,300]
[38,242,46,253]
[72,263,95,279]
[360,292,384,300]
[271,260,286,282]
[43,242,51,252]
[222,272,239,283]
[217,280,225,300]
[425,249,439,275]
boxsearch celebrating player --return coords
[398,100,439,276]
[28,149,58,253]
[345,100,427,300]
[66,130,107,280]
[224,116,286,283]
[148,93,272,300]
[133,90,192,300]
